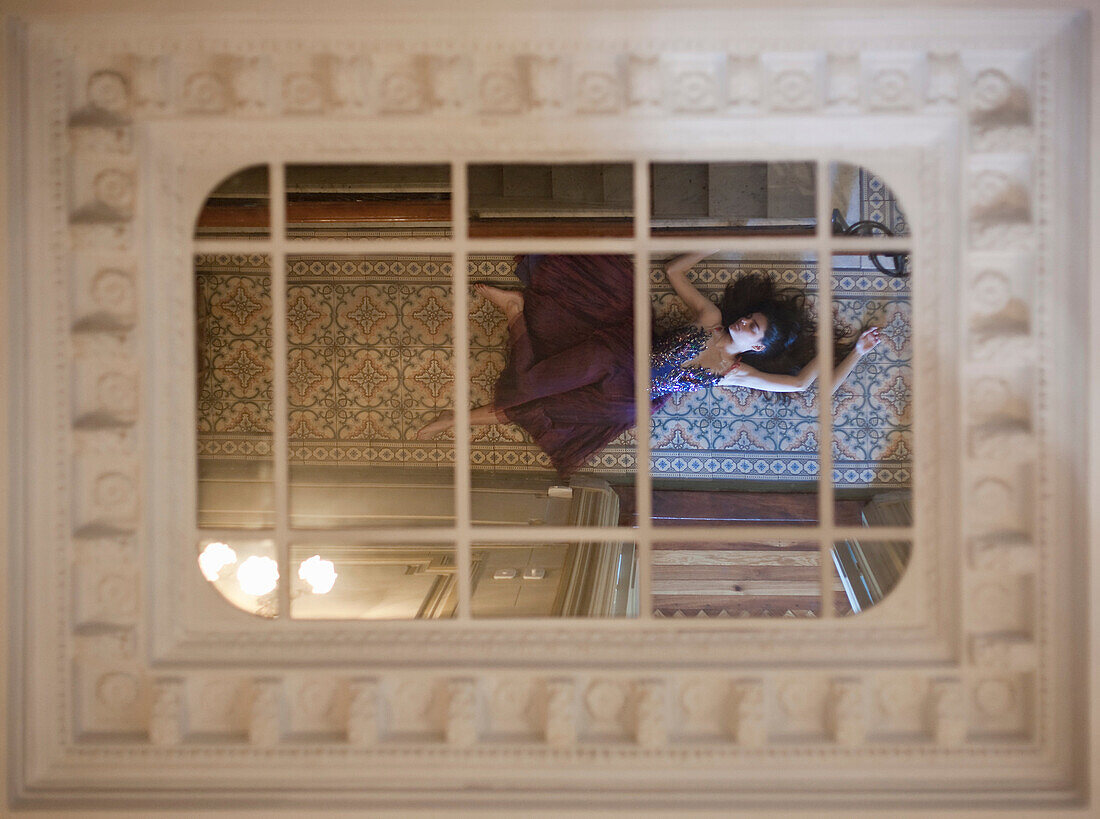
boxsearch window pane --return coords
[194,165,270,240]
[289,543,457,620]
[832,540,912,615]
[830,254,913,526]
[195,253,274,527]
[464,254,636,525]
[830,162,910,240]
[652,540,821,617]
[650,253,819,525]
[285,164,451,239]
[650,162,816,237]
[286,255,454,528]
[468,163,633,238]
[471,542,637,618]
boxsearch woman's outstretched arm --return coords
[719,328,884,394]
[664,253,722,327]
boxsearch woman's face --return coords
[728,312,768,352]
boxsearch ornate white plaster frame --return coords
[6,4,1093,811]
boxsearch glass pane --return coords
[461,254,635,525]
[832,539,912,615]
[286,255,455,527]
[195,253,274,527]
[471,542,637,618]
[468,163,633,238]
[285,164,451,239]
[652,540,821,617]
[289,543,456,620]
[650,162,815,237]
[830,162,910,242]
[650,252,819,525]
[830,255,913,525]
[194,165,270,240]
[198,537,279,618]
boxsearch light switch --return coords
[522,568,546,580]
[492,568,517,580]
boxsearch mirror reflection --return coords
[652,540,822,617]
[455,254,636,515]
[285,254,455,528]
[195,253,274,528]
[650,161,815,236]
[289,544,457,620]
[285,164,451,239]
[648,252,821,524]
[472,542,637,618]
[831,256,913,524]
[195,165,270,240]
[198,538,280,618]
[832,540,912,615]
[831,162,910,280]
[468,163,633,237]
[194,162,914,617]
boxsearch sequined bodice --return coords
[650,325,737,400]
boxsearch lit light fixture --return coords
[237,555,279,596]
[198,541,237,582]
[298,555,338,594]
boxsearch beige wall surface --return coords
[2,0,1097,815]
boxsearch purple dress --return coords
[494,255,730,477]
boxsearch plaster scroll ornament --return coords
[87,70,131,115]
[585,679,627,724]
[971,68,1014,113]
[182,71,231,114]
[478,67,525,114]
[377,64,427,113]
[93,169,136,213]
[672,69,719,113]
[283,72,326,114]
[576,70,622,113]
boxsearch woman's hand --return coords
[854,327,883,356]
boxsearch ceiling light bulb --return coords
[237,555,279,596]
[298,555,338,594]
[198,541,237,582]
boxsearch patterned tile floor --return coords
[196,253,911,487]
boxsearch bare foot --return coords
[415,410,454,440]
[474,283,524,323]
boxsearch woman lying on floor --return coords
[417,253,882,477]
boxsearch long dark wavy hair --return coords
[718,272,815,375]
